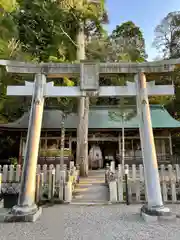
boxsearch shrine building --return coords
[0,105,180,167]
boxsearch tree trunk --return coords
[76,96,84,167]
[77,96,89,176]
[122,118,125,172]
[76,18,90,176]
[60,112,65,170]
[84,96,89,175]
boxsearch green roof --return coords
[0,105,180,130]
[88,105,180,129]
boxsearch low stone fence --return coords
[0,161,80,204]
[106,162,180,204]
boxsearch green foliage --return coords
[110,21,147,62]
[153,11,180,119]
[87,21,147,63]
[14,0,72,62]
[12,0,106,62]
[0,0,18,13]
[9,157,18,166]
[0,1,29,122]
[40,149,71,157]
[108,97,137,123]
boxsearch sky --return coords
[106,0,180,61]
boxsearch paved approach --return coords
[72,170,109,203]
[1,204,180,240]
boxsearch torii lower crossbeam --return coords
[7,81,174,97]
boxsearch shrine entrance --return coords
[88,144,103,169]
[0,59,179,220]
[71,137,119,169]
[88,141,119,169]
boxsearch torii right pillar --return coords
[136,72,175,221]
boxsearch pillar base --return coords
[0,204,42,222]
[140,204,176,222]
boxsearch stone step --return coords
[72,170,108,203]
[74,188,89,193]
[70,201,110,206]
[71,201,109,203]
[73,184,109,203]
[79,180,105,184]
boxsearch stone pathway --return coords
[1,204,180,240]
[72,170,109,204]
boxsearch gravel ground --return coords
[0,204,180,240]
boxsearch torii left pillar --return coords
[5,73,46,222]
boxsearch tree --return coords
[86,21,147,63]
[0,0,33,123]
[14,0,73,62]
[109,21,147,62]
[153,11,180,59]
[86,35,109,61]
[13,0,107,63]
[153,12,180,119]
[0,0,17,13]
[109,98,137,170]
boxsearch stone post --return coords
[136,72,172,220]
[8,74,46,222]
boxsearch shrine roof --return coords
[0,105,180,130]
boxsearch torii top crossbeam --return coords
[0,59,180,76]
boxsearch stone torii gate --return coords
[0,59,179,222]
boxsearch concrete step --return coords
[70,200,110,206]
